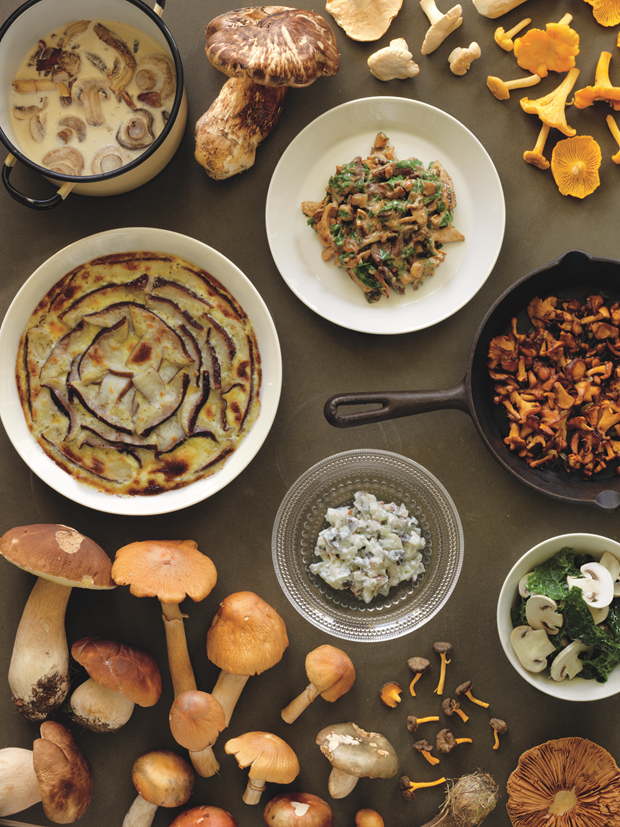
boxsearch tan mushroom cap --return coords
[71,637,162,707]
[326,0,403,42]
[507,737,620,826]
[306,645,355,701]
[132,750,194,808]
[33,721,93,823]
[206,591,289,675]
[206,6,340,87]
[169,690,226,751]
[224,732,300,784]
[316,722,399,780]
[169,805,238,827]
[111,539,217,604]
[0,524,115,589]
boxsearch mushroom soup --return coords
[10,19,176,176]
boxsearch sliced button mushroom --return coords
[549,639,593,681]
[566,562,615,608]
[510,625,556,673]
[525,594,564,634]
[57,116,87,144]
[117,109,155,149]
[91,144,132,174]
[518,571,535,598]
[135,53,176,102]
[29,113,45,143]
[94,22,136,98]
[600,550,620,596]
[71,77,110,126]
[42,146,84,176]
[12,100,47,120]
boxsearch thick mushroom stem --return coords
[68,679,135,732]
[122,794,158,827]
[328,767,360,799]
[188,745,219,778]
[281,682,321,724]
[160,602,197,697]
[0,748,41,816]
[9,578,72,721]
[211,671,250,726]
[243,777,267,805]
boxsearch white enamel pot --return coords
[0,0,187,209]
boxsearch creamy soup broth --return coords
[10,18,176,176]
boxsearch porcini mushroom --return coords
[33,721,93,823]
[432,642,452,694]
[69,637,162,732]
[0,748,41,817]
[510,625,556,672]
[225,732,299,805]
[436,728,472,754]
[400,774,446,800]
[355,810,384,827]
[196,7,339,179]
[169,690,226,777]
[124,750,194,827]
[316,722,399,799]
[420,0,463,55]
[112,539,217,698]
[489,718,508,749]
[441,697,469,723]
[455,680,489,708]
[207,591,288,726]
[407,657,431,695]
[368,38,419,80]
[281,644,355,724]
[262,792,333,827]
[170,805,238,827]
[406,714,439,733]
[0,524,115,721]
[413,740,440,766]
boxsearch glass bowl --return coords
[271,449,464,642]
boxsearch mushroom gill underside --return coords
[17,253,261,496]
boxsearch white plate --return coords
[0,228,282,516]
[266,96,505,335]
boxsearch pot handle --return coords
[324,380,470,428]
[154,0,165,16]
[2,153,75,210]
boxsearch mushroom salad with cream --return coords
[511,547,620,682]
[310,491,427,603]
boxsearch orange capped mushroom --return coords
[225,732,299,805]
[520,67,581,135]
[514,15,579,77]
[124,750,194,826]
[169,690,226,777]
[281,644,355,724]
[575,51,620,110]
[584,0,620,27]
[551,135,602,198]
[379,681,403,708]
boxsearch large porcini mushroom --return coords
[507,737,620,825]
[316,722,399,799]
[206,591,289,726]
[33,721,93,823]
[262,792,334,826]
[0,748,41,817]
[225,732,300,805]
[169,690,226,777]
[281,644,355,723]
[124,750,194,827]
[326,0,403,41]
[0,524,115,721]
[69,637,162,732]
[111,539,217,698]
[195,7,339,179]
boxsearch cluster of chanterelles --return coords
[489,293,620,477]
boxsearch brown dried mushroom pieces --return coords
[507,737,620,826]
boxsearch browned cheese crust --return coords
[16,251,262,496]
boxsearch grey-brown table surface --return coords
[1,1,620,825]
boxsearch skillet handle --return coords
[324,380,470,428]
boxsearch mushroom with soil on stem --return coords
[436,728,473,755]
[169,806,238,827]
[400,775,447,801]
[455,681,489,708]
[406,714,440,733]
[123,750,194,827]
[414,740,440,766]
[169,690,226,777]
[68,636,162,732]
[316,722,399,799]
[420,0,463,55]
[441,697,469,723]
[262,792,333,827]
[224,732,299,805]
[407,657,431,696]
[489,718,508,749]
[196,7,340,180]
[281,644,355,724]
[0,524,115,721]
[417,771,499,825]
[111,539,217,699]
[433,642,453,695]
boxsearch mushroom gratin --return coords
[15,251,261,496]
[302,132,464,303]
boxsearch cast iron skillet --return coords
[324,249,620,511]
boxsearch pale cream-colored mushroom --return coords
[71,77,110,126]
[326,0,404,41]
[135,53,176,105]
[368,38,420,80]
[420,0,463,54]
[448,42,481,74]
[42,146,84,175]
[281,645,355,724]
[472,0,530,17]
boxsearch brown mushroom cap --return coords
[0,524,114,589]
[263,792,334,826]
[33,721,92,823]
[507,737,620,826]
[169,690,226,751]
[132,750,194,808]
[306,645,355,701]
[170,805,238,827]
[316,722,399,780]
[111,539,217,603]
[71,637,162,707]
[205,6,340,87]
[225,732,300,784]
[436,728,457,754]
[206,591,289,675]
[407,656,431,674]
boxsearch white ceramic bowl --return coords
[497,532,620,701]
[0,227,282,515]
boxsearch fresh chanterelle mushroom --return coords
[525,594,564,634]
[316,722,399,799]
[195,7,339,180]
[510,625,556,673]
[566,561,614,608]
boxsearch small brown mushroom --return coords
[124,750,194,825]
[379,681,403,708]
[490,718,508,749]
[355,810,384,827]
[433,642,453,695]
[33,721,93,823]
[436,728,473,754]
[400,774,446,800]
[169,690,226,777]
[407,657,430,696]
[413,739,440,766]
[262,792,333,827]
[170,805,238,827]
[455,680,489,708]
[281,645,355,723]
[441,697,469,723]
[406,714,439,733]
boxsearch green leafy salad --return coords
[512,547,620,682]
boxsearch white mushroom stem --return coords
[210,671,250,727]
[69,679,135,731]
[242,777,266,805]
[188,745,220,778]
[160,602,197,697]
[472,0,530,17]
[0,748,41,817]
[420,0,463,54]
[327,767,360,799]
[9,578,72,721]
[281,683,321,724]
[122,795,158,827]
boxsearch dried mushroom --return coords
[506,737,620,825]
[379,681,403,707]
[326,0,403,41]
[436,728,472,754]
